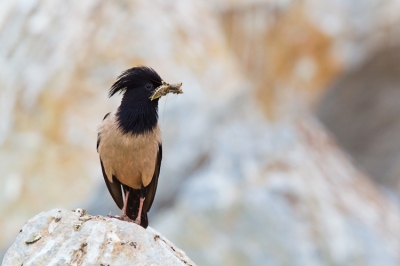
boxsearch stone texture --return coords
[2,209,196,266]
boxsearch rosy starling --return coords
[97,66,182,228]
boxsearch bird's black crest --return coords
[109,66,162,97]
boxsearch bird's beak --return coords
[149,81,183,101]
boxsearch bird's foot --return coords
[120,215,134,222]
[133,197,144,226]
[134,216,141,226]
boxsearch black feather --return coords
[124,186,149,228]
[109,66,162,97]
[97,112,110,152]
[116,102,158,135]
[143,144,162,212]
[100,159,123,209]
[111,67,162,135]
[103,112,111,120]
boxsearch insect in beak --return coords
[149,81,183,101]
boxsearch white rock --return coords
[2,209,196,266]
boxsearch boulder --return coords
[2,209,195,266]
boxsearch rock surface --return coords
[2,209,195,266]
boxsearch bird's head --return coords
[109,66,183,103]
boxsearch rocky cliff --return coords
[1,0,400,265]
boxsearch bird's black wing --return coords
[100,159,124,209]
[97,112,124,209]
[143,143,162,212]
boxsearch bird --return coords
[97,66,183,228]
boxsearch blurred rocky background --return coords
[1,0,400,265]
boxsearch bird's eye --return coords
[145,83,153,90]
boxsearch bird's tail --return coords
[123,185,149,228]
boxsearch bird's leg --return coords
[134,186,146,225]
[122,189,130,216]
[118,188,133,222]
